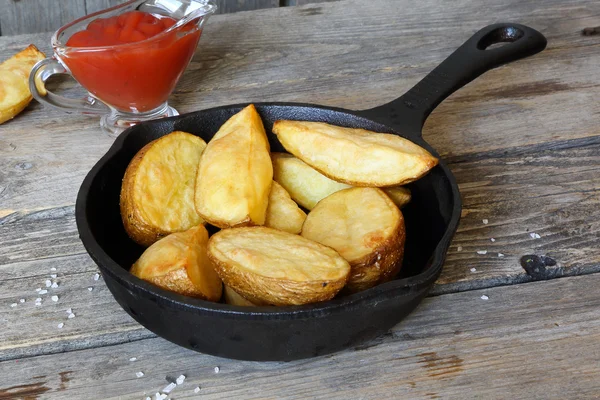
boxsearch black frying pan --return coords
[76,23,547,361]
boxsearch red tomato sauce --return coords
[63,11,201,112]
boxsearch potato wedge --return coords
[120,131,207,246]
[264,181,306,234]
[273,120,438,186]
[195,104,272,228]
[272,152,411,210]
[208,227,350,306]
[301,187,405,293]
[131,225,222,301]
[271,152,351,210]
[223,285,259,306]
[0,45,46,124]
[383,186,411,209]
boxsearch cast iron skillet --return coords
[76,23,547,361]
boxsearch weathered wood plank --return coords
[2,274,599,399]
[214,0,279,14]
[84,0,124,14]
[283,0,339,5]
[0,0,87,36]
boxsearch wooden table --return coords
[1,0,599,398]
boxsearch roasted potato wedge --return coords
[120,131,207,246]
[208,227,350,306]
[272,152,411,210]
[383,186,411,209]
[273,120,438,186]
[271,152,351,210]
[131,225,223,301]
[301,187,405,293]
[223,285,259,306]
[195,104,272,228]
[0,45,46,124]
[264,181,307,234]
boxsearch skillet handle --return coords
[359,23,547,134]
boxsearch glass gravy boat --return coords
[30,0,217,137]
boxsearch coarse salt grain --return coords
[66,308,72,314]
[45,280,52,287]
[490,238,496,242]
[481,295,489,300]
[51,295,59,302]
[10,303,17,308]
[176,375,185,385]
[87,287,93,292]
[163,382,177,393]
[51,267,57,271]
[457,246,462,252]
[482,219,489,224]
[51,282,58,288]
[50,274,57,279]
[35,288,42,292]
[470,268,477,273]
[57,322,64,329]
[129,357,137,362]
[477,250,487,255]
[19,299,25,303]
[135,371,144,378]
[35,298,42,302]
[194,387,201,393]
[145,397,151,400]
[155,393,166,400]
[39,289,48,295]
[214,366,220,373]
[68,313,75,319]
[93,273,100,281]
[498,253,505,257]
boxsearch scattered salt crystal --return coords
[129,357,137,362]
[176,374,185,385]
[481,295,489,300]
[93,273,100,281]
[51,295,59,302]
[50,274,57,279]
[490,238,496,242]
[534,233,541,239]
[35,302,41,306]
[51,282,58,288]
[477,250,487,255]
[214,366,220,373]
[51,267,57,271]
[135,371,144,378]
[194,387,201,393]
[39,289,48,295]
[19,299,25,303]
[155,393,166,400]
[87,287,93,292]
[482,219,489,224]
[35,288,42,292]
[470,268,477,273]
[45,280,52,287]
[457,246,462,252]
[10,303,17,308]
[530,232,541,239]
[35,298,42,302]
[57,322,64,329]
[163,382,177,393]
[498,253,505,257]
[68,313,75,319]
[145,397,151,400]
[66,308,72,314]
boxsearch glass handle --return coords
[29,58,110,116]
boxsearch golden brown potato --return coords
[195,104,272,228]
[120,131,207,246]
[271,152,351,210]
[383,186,411,209]
[223,285,259,306]
[208,227,350,306]
[264,181,306,234]
[273,120,438,186]
[131,225,223,301]
[0,45,46,124]
[301,187,405,293]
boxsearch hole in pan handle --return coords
[360,23,547,136]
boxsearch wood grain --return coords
[1,274,599,399]
[0,0,87,36]
[214,0,279,14]
[85,0,124,14]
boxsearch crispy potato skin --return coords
[195,104,273,228]
[120,131,206,247]
[273,120,438,186]
[0,45,46,124]
[301,187,405,293]
[130,225,222,301]
[264,181,307,234]
[208,227,350,306]
[223,285,260,306]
